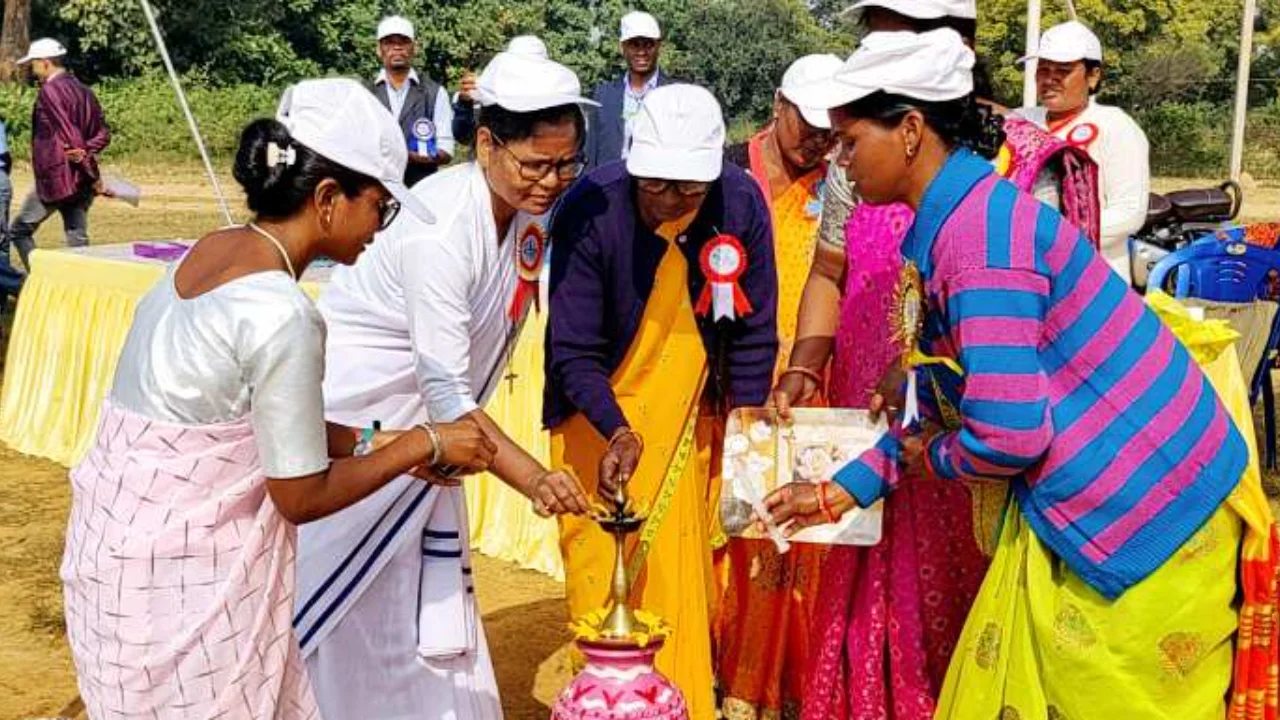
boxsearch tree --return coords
[0,0,31,82]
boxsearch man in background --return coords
[584,10,674,169]
[11,38,109,270]
[0,116,19,305]
[371,15,456,186]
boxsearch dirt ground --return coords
[0,162,1278,720]
[0,439,573,719]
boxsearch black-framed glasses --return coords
[635,177,711,197]
[493,135,586,182]
[377,197,402,230]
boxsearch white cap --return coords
[619,11,662,42]
[626,84,725,183]
[476,51,599,112]
[376,16,415,41]
[17,38,67,65]
[506,35,549,59]
[786,29,974,111]
[850,0,977,20]
[276,78,433,223]
[1020,21,1102,64]
[779,54,845,129]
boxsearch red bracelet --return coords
[817,482,840,524]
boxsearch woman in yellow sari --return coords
[715,53,842,720]
[544,84,778,720]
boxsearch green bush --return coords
[1134,102,1230,178]
[0,74,280,162]
[1134,101,1280,179]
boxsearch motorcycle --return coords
[1129,180,1244,294]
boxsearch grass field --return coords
[1,161,1279,720]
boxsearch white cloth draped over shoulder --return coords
[297,162,547,719]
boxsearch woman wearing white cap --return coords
[768,6,1097,719]
[546,83,778,720]
[1020,20,1150,280]
[297,52,597,720]
[769,29,1260,720]
[59,78,495,719]
[715,52,842,719]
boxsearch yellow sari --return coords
[553,221,718,720]
[937,302,1278,720]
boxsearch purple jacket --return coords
[543,161,778,437]
[32,72,110,204]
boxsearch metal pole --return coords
[1023,0,1042,108]
[1063,0,1078,21]
[1230,0,1258,181]
[137,0,234,224]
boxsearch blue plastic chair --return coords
[1148,236,1280,468]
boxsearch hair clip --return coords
[266,142,297,168]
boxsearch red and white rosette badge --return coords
[1067,123,1099,149]
[695,234,754,321]
[509,222,547,320]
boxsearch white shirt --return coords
[319,162,544,428]
[375,68,458,156]
[621,70,660,160]
[1019,99,1150,278]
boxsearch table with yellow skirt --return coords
[0,245,564,579]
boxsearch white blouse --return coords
[109,263,330,479]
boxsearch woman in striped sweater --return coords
[765,29,1254,720]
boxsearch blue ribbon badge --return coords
[410,118,438,158]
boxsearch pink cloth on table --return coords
[801,203,988,720]
[61,400,318,719]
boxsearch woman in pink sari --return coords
[60,79,497,719]
[766,7,1100,719]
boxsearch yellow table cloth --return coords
[0,246,564,579]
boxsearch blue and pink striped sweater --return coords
[834,149,1247,599]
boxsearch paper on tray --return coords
[720,407,886,547]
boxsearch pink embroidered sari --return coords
[61,401,318,719]
[801,204,988,720]
[802,125,1100,720]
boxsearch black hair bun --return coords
[233,119,295,213]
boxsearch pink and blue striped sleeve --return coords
[927,268,1054,482]
[832,432,902,506]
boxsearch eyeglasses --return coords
[493,135,586,183]
[781,100,835,152]
[377,197,401,230]
[635,178,711,197]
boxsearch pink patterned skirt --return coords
[61,401,318,719]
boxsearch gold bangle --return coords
[780,366,824,390]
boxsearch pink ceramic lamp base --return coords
[551,639,688,720]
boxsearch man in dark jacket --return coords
[370,16,455,186]
[10,38,109,270]
[583,11,674,170]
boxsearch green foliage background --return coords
[11,0,1280,176]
